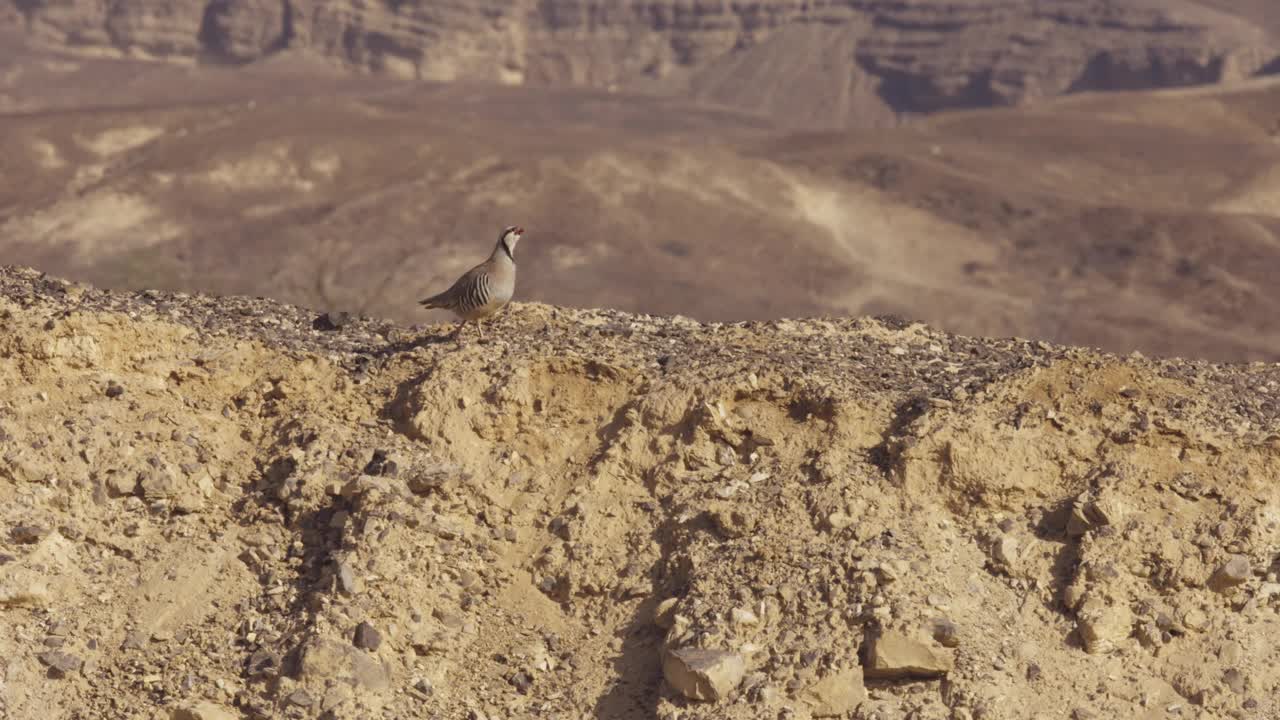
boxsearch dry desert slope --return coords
[2,266,1280,719]
[9,60,1280,362]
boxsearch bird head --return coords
[499,225,524,259]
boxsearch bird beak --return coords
[516,227,525,235]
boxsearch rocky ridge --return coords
[6,0,1279,126]
[2,264,1280,719]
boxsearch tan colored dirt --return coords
[1,266,1278,719]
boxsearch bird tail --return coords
[418,292,447,309]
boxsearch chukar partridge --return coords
[419,225,523,340]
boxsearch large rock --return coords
[0,571,51,608]
[800,668,867,717]
[661,647,746,702]
[299,638,390,691]
[37,650,83,678]
[863,631,954,679]
[1208,556,1251,593]
[1067,492,1129,536]
[1076,597,1134,655]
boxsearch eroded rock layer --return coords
[2,265,1279,719]
[6,0,1279,126]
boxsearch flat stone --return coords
[286,688,314,707]
[335,561,359,595]
[863,631,954,679]
[800,668,867,717]
[171,702,238,720]
[321,684,355,713]
[300,638,389,691]
[10,525,46,544]
[37,650,83,678]
[662,647,746,702]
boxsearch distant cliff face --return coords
[6,0,1278,127]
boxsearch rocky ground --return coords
[2,264,1279,719]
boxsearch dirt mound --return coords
[2,265,1278,719]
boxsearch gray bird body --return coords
[419,225,523,339]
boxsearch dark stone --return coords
[363,450,388,476]
[314,311,351,331]
[509,670,534,694]
[353,622,382,651]
[246,648,281,677]
[10,525,45,544]
[38,651,83,678]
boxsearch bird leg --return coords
[451,319,467,341]
[476,319,485,341]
